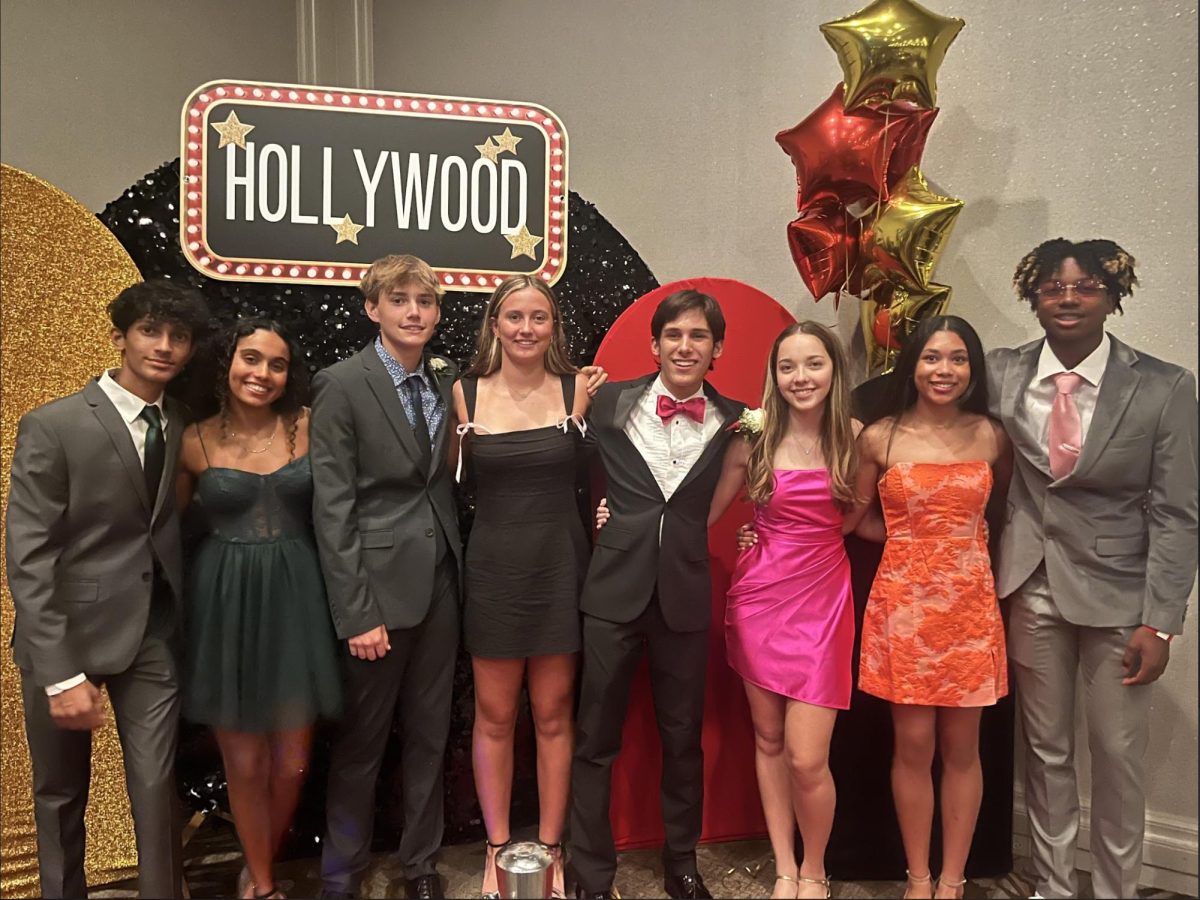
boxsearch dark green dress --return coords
[183,456,341,732]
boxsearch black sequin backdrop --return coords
[98,158,659,855]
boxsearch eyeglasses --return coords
[1034,280,1108,300]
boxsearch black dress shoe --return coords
[406,873,444,899]
[664,872,713,899]
[574,886,613,900]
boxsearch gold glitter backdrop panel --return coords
[0,163,142,896]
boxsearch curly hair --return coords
[212,318,310,460]
[108,279,212,336]
[1012,238,1137,314]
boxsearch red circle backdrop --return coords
[592,277,797,849]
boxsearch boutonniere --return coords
[427,356,450,376]
[728,407,765,439]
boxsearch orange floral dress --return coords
[858,461,1008,707]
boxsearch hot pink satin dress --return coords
[725,468,855,709]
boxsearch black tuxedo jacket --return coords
[579,374,744,632]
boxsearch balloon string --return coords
[840,214,855,298]
[872,104,896,376]
[875,104,892,226]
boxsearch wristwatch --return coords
[1142,625,1174,643]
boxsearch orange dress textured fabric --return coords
[859,461,1008,707]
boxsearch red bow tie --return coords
[656,394,706,424]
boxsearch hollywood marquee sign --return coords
[180,80,568,291]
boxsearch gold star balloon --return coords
[861,280,952,370]
[860,165,962,291]
[820,0,965,111]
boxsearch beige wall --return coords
[1,0,1196,884]
[0,0,297,211]
[370,2,1198,858]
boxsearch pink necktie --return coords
[1048,372,1085,479]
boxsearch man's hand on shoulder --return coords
[580,365,608,397]
[1121,628,1171,685]
[49,680,106,730]
[348,624,391,661]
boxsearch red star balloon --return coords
[786,201,857,303]
[776,84,938,211]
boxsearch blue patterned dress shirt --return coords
[374,337,445,439]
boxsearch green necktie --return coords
[139,405,165,507]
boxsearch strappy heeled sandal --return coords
[540,841,567,899]
[482,838,512,900]
[903,870,933,900]
[773,873,799,898]
[796,873,831,899]
[253,886,285,900]
[935,874,967,899]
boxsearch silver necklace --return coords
[790,433,818,456]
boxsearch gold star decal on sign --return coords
[504,225,543,260]
[331,214,366,245]
[475,138,502,163]
[492,127,522,155]
[211,110,255,149]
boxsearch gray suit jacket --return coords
[309,344,462,639]
[5,379,186,686]
[987,336,1198,632]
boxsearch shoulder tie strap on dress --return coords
[454,421,494,483]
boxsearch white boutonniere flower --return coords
[427,356,450,375]
[730,407,765,438]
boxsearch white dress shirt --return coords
[98,369,169,466]
[623,375,723,501]
[45,371,167,697]
[1021,333,1111,448]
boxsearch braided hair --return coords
[1012,238,1137,314]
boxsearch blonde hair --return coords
[360,254,444,304]
[465,275,577,377]
[745,321,857,507]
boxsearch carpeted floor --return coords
[90,818,1192,899]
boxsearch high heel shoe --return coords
[795,874,831,899]
[482,838,511,900]
[903,870,933,900]
[772,874,798,899]
[935,875,967,899]
[540,841,566,899]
